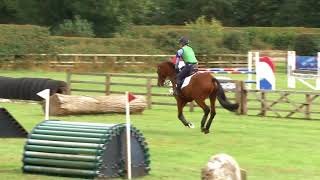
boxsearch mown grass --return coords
[1,66,320,120]
[0,69,320,180]
[1,102,320,180]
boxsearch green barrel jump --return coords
[22,120,150,178]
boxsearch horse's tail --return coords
[212,78,239,112]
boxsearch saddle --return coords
[180,64,198,76]
[191,67,198,75]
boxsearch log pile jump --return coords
[45,94,147,116]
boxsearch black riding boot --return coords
[174,83,182,96]
[174,77,182,96]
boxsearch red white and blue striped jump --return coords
[219,80,257,83]
[199,68,250,72]
[199,70,256,74]
[244,80,256,83]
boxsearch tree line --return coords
[0,0,319,37]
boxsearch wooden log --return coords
[44,93,147,116]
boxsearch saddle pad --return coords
[181,74,196,89]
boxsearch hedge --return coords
[294,34,320,56]
[51,36,164,54]
[0,24,54,54]
[0,24,319,55]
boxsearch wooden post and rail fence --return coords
[0,53,249,70]
[66,72,320,120]
[0,51,288,70]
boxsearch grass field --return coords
[0,69,320,180]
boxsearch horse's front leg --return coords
[177,99,194,128]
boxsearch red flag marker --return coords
[128,92,136,102]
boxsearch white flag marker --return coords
[125,91,132,179]
[125,91,136,179]
[37,89,50,121]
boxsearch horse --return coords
[156,61,239,134]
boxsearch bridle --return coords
[157,62,176,88]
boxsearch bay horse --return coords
[157,61,239,134]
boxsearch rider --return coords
[174,36,198,95]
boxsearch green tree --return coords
[149,0,236,25]
[198,0,237,26]
[0,0,19,23]
[12,0,155,37]
[1,0,320,37]
[67,0,155,37]
[299,0,320,27]
[272,0,303,26]
[234,0,285,26]
[273,0,320,27]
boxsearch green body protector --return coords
[182,46,197,64]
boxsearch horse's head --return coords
[156,61,175,86]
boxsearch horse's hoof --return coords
[203,129,210,134]
[201,128,206,132]
[187,122,195,129]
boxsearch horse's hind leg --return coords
[204,93,217,134]
[195,99,210,133]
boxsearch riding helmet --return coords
[178,36,189,45]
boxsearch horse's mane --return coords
[163,61,175,69]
